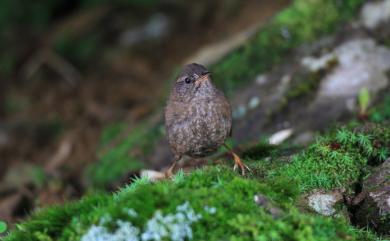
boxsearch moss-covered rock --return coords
[1,167,376,241]
[269,123,390,192]
[211,0,365,95]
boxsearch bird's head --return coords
[172,63,213,101]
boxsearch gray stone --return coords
[316,38,390,99]
[292,131,314,146]
[360,0,390,29]
[307,189,344,216]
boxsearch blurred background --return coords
[0,0,290,223]
[1,0,390,228]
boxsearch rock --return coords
[307,189,344,216]
[316,38,390,99]
[354,158,390,235]
[292,131,315,146]
[360,0,390,29]
[269,128,293,145]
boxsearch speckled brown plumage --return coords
[164,63,249,175]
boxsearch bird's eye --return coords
[185,77,191,84]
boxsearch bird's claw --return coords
[232,152,251,175]
[164,161,177,178]
[234,163,251,175]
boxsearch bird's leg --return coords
[165,155,181,178]
[223,143,251,175]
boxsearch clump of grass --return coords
[269,124,390,192]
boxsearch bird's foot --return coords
[164,161,177,178]
[232,152,251,175]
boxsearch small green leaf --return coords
[358,87,370,115]
[0,221,7,233]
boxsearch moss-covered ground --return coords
[3,120,389,241]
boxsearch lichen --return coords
[80,202,203,241]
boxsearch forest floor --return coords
[0,0,289,223]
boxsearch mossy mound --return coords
[4,122,389,241]
[1,168,375,241]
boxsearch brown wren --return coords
[164,63,250,175]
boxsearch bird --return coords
[164,63,250,175]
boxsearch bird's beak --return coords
[195,73,210,88]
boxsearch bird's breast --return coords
[180,97,231,157]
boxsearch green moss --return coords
[2,167,377,241]
[211,0,363,95]
[2,195,110,241]
[86,123,163,188]
[0,221,7,234]
[269,124,390,192]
